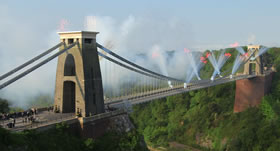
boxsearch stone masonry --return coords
[54,31,105,117]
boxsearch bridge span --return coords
[0,31,274,132]
[106,74,258,108]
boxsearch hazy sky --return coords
[0,0,279,106]
[1,0,280,47]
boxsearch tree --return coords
[0,98,10,113]
[260,96,277,121]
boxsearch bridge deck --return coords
[106,74,258,108]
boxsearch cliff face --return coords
[76,110,135,138]
[76,112,148,150]
[106,113,135,133]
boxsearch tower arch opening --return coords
[64,54,76,76]
[244,45,263,75]
[63,81,76,113]
[249,63,256,74]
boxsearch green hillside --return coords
[130,47,280,150]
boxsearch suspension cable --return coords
[0,42,63,81]
[98,51,166,81]
[0,42,78,90]
[220,49,258,78]
[97,43,184,82]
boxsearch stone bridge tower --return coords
[243,45,263,75]
[54,31,104,117]
[234,45,273,113]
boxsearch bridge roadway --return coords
[105,74,258,108]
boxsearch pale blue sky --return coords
[1,0,280,47]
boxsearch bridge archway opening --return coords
[63,81,76,113]
[249,63,256,74]
[64,54,76,76]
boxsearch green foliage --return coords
[0,123,87,151]
[131,82,236,147]
[0,123,148,151]
[130,47,280,150]
[260,96,277,120]
[9,107,24,113]
[0,94,53,113]
[27,94,53,108]
[131,80,280,150]
[83,130,148,151]
[0,98,10,113]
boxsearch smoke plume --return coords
[0,14,196,107]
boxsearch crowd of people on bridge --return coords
[0,108,38,128]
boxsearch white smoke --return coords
[0,6,59,108]
[247,34,256,44]
[84,15,199,97]
[85,15,195,78]
[0,31,59,108]
[85,15,194,53]
[0,14,196,107]
[84,15,197,96]
[149,45,169,76]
